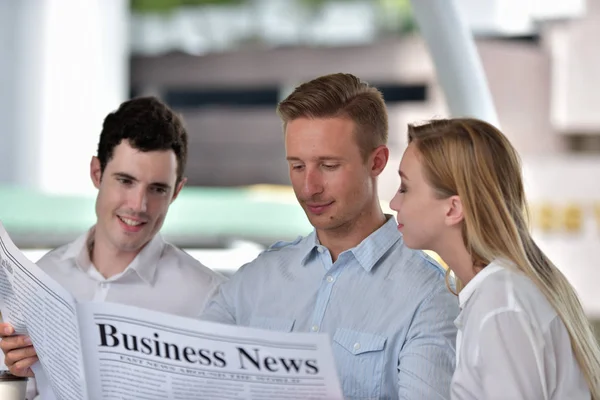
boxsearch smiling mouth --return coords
[306,202,334,214]
[118,216,147,227]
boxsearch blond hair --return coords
[277,73,388,159]
[409,117,600,398]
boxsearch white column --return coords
[0,0,46,187]
[409,0,500,127]
[0,0,129,194]
[39,0,129,195]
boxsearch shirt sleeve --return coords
[199,263,252,325]
[474,310,548,400]
[195,271,228,318]
[398,284,459,400]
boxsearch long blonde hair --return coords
[409,117,600,398]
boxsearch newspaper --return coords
[0,223,344,400]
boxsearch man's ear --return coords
[170,177,187,204]
[370,145,389,177]
[445,195,464,227]
[90,156,102,189]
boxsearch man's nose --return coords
[129,187,148,213]
[302,167,324,197]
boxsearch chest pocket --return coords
[249,316,295,332]
[332,328,387,399]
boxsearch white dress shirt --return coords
[451,259,590,400]
[29,227,226,399]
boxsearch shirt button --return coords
[353,342,361,351]
[311,325,319,332]
[100,282,109,289]
[326,275,334,283]
[317,246,325,254]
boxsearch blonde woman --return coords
[389,118,600,399]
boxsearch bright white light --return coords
[457,0,586,36]
[39,0,128,195]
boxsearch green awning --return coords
[0,185,312,248]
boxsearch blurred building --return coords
[128,0,600,320]
[129,0,600,189]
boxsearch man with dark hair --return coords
[97,96,188,182]
[201,73,458,399]
[0,97,225,398]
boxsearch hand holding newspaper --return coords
[0,222,344,400]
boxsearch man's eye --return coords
[323,164,339,170]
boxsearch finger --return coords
[0,323,14,337]
[13,355,38,371]
[12,367,34,378]
[0,335,31,353]
[4,345,37,367]
[9,358,37,378]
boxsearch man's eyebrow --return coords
[113,172,138,182]
[286,156,343,161]
[113,172,171,189]
[151,182,172,190]
[316,156,343,162]
[398,170,409,180]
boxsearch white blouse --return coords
[451,260,591,400]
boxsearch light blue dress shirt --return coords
[202,216,459,399]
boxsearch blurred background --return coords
[1,0,599,335]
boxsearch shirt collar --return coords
[458,259,507,309]
[59,226,165,285]
[300,215,401,272]
[300,231,320,265]
[60,227,94,270]
[351,216,400,272]
[125,233,165,285]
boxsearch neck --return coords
[90,232,142,279]
[318,202,386,262]
[434,234,478,285]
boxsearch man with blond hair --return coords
[202,73,459,399]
